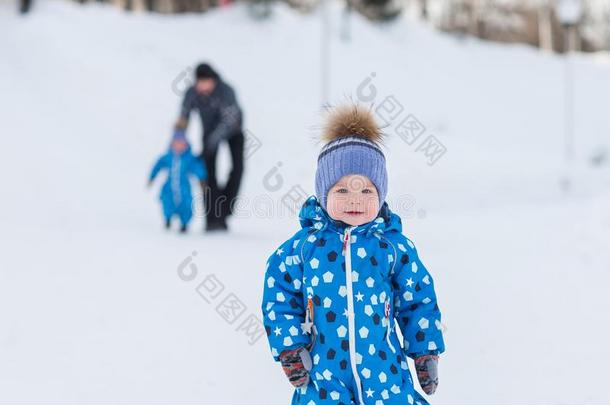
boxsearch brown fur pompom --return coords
[322,104,383,144]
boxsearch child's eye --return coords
[335,188,348,193]
[362,188,373,194]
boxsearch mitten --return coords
[279,346,312,388]
[414,354,439,395]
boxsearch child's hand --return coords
[279,346,312,388]
[415,354,439,395]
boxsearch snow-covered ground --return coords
[1,1,610,404]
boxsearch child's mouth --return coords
[344,211,363,215]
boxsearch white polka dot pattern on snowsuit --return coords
[262,196,445,405]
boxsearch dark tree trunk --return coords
[420,0,427,20]
[20,0,32,14]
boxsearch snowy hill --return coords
[1,1,610,404]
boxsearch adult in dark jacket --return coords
[180,63,244,232]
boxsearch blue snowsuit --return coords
[149,144,207,226]
[262,196,445,405]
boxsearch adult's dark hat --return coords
[195,63,219,80]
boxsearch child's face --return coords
[326,175,380,226]
[171,139,187,154]
[195,78,216,95]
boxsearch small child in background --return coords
[148,123,207,233]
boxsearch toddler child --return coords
[261,104,445,404]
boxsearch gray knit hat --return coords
[315,104,388,211]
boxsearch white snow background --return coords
[1,1,610,404]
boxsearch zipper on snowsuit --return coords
[170,155,182,206]
[343,226,365,404]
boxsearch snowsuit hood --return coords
[169,129,192,156]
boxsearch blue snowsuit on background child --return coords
[262,196,445,405]
[149,129,207,230]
